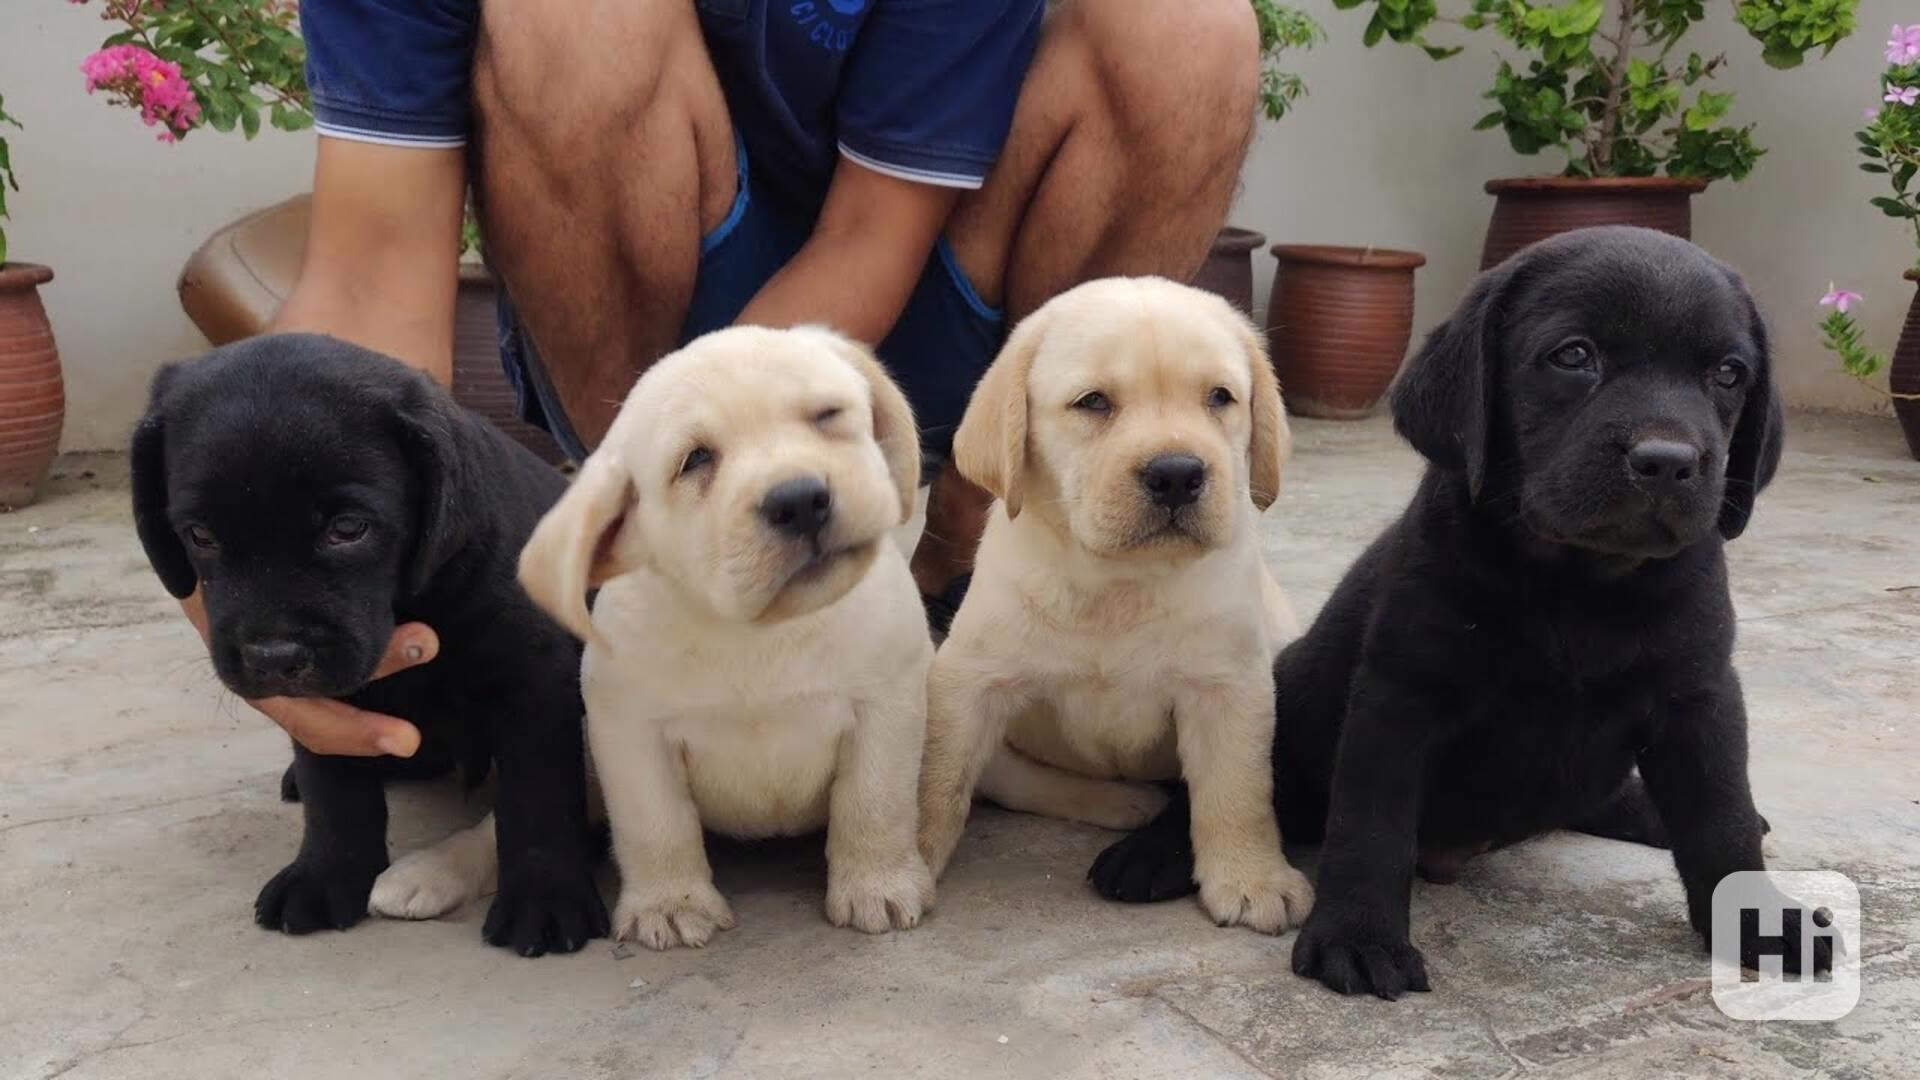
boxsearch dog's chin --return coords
[1084,507,1225,561]
[212,656,376,702]
[752,538,881,623]
[1525,506,1715,562]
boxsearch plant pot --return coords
[1481,176,1708,270]
[1190,226,1266,315]
[453,265,566,464]
[1266,244,1425,419]
[0,263,65,508]
[1892,269,1920,461]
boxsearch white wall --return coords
[1234,0,1913,417]
[1,1,1910,449]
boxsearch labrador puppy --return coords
[131,333,607,957]
[1090,227,1829,997]
[516,325,934,949]
[915,277,1313,934]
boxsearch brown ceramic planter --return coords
[1190,226,1266,315]
[1266,244,1425,419]
[1891,269,1920,461]
[0,263,65,508]
[1481,176,1708,270]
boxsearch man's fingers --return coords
[259,696,422,758]
[371,622,440,680]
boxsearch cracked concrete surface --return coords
[3,414,1916,1079]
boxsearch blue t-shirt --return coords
[302,0,1044,205]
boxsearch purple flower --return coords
[1820,284,1864,314]
[1866,105,1883,122]
[1885,85,1920,107]
[1891,25,1920,65]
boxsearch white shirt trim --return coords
[314,120,467,150]
[837,142,984,190]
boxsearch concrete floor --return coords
[2,414,1916,1080]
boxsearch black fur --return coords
[1089,228,1823,997]
[131,333,608,956]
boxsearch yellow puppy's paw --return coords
[1198,860,1314,934]
[827,858,936,933]
[612,880,737,950]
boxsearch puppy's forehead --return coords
[1030,287,1249,395]
[164,379,407,510]
[1508,242,1756,355]
[624,329,867,448]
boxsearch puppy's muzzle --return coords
[1139,453,1207,512]
[1624,439,1703,499]
[760,476,833,539]
[241,638,315,680]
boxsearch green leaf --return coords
[1363,14,1385,47]
[1898,163,1919,193]
[1474,110,1505,130]
[0,226,8,268]
[1871,196,1917,218]
[1423,44,1464,60]
[1860,162,1889,173]
[240,104,261,140]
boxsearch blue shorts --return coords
[499,137,1006,469]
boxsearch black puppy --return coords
[1091,227,1827,997]
[132,333,608,956]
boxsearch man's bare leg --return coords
[911,0,1261,596]
[470,0,737,452]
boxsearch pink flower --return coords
[1866,105,1882,122]
[1820,284,1864,314]
[1885,85,1920,107]
[79,44,200,142]
[1891,25,1920,65]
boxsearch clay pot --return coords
[1481,176,1708,270]
[1190,226,1266,315]
[452,265,565,464]
[1892,269,1920,461]
[0,263,65,508]
[1266,244,1425,419]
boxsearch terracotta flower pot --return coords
[0,263,65,508]
[1266,244,1425,419]
[1190,226,1266,315]
[1481,176,1708,270]
[452,265,566,464]
[1892,269,1920,461]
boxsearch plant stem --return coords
[1591,0,1636,175]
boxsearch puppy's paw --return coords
[1075,782,1172,831]
[255,857,384,935]
[1088,825,1197,904]
[1197,860,1314,934]
[485,865,610,958]
[370,846,487,921]
[1291,909,1431,1001]
[612,881,736,951]
[827,858,936,933]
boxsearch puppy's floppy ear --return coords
[1391,261,1511,497]
[1718,287,1785,540]
[954,306,1047,519]
[1229,310,1290,510]
[518,448,639,645]
[813,330,921,525]
[394,379,483,601]
[130,362,196,599]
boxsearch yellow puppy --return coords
[917,276,1312,934]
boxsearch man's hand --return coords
[180,591,436,757]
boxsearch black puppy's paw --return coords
[279,762,301,803]
[1088,825,1198,904]
[484,864,610,958]
[1719,894,1835,976]
[255,857,384,934]
[1291,910,1432,1001]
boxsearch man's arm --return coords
[736,156,959,343]
[271,137,468,383]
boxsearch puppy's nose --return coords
[1625,440,1702,491]
[1140,454,1207,510]
[760,477,833,537]
[240,639,313,679]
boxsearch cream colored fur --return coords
[916,277,1313,934]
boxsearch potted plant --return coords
[1192,0,1324,313]
[67,0,554,460]
[1333,0,1859,267]
[0,92,66,509]
[1265,244,1426,418]
[1820,24,1920,460]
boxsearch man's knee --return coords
[1070,0,1259,165]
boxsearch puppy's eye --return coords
[1072,391,1112,413]
[813,406,843,427]
[324,516,371,546]
[1206,386,1236,409]
[679,446,714,477]
[1712,358,1749,390]
[1547,342,1597,372]
[184,524,217,550]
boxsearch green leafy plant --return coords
[1251,0,1325,121]
[1332,0,1858,180]
[0,92,18,265]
